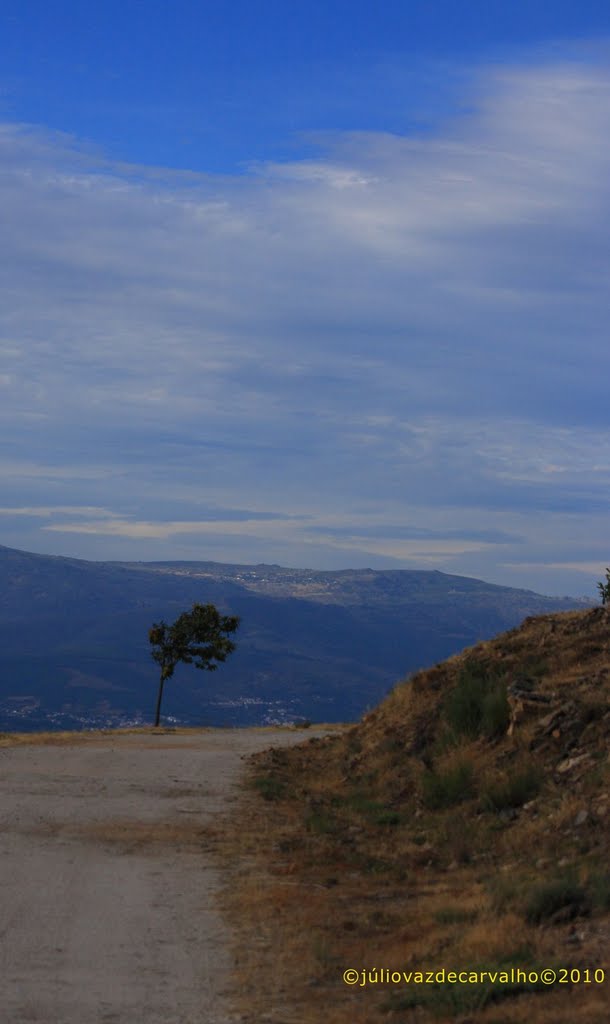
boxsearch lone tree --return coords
[597,568,610,606]
[148,603,240,727]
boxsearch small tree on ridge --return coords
[597,568,610,606]
[148,602,240,727]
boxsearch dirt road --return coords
[0,727,331,1024]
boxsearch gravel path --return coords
[0,728,330,1024]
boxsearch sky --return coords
[1,1,610,597]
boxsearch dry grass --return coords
[0,725,208,747]
[62,818,222,853]
[0,722,326,748]
[213,607,610,1023]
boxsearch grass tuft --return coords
[422,756,475,809]
[443,660,510,742]
[524,872,590,924]
[481,764,542,812]
[251,773,287,801]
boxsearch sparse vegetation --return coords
[381,959,550,1016]
[433,906,478,925]
[480,763,542,812]
[422,755,475,809]
[331,791,404,826]
[305,810,338,835]
[524,871,590,924]
[589,869,610,911]
[251,773,287,801]
[214,606,610,1024]
[442,660,510,742]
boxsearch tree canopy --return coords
[597,568,610,605]
[148,602,240,726]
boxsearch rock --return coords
[556,753,592,774]
[550,905,579,925]
[574,809,589,827]
[499,808,519,822]
[538,709,563,733]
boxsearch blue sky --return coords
[1,1,610,596]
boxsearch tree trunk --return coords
[153,670,165,727]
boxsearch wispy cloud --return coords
[0,505,122,517]
[41,509,309,539]
[2,57,610,594]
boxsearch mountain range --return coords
[0,544,593,732]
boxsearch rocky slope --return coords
[227,606,610,1023]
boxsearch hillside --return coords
[0,544,593,732]
[220,606,610,1023]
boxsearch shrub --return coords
[487,874,519,913]
[375,809,402,826]
[521,655,549,678]
[444,661,509,742]
[481,685,511,738]
[597,567,610,605]
[382,958,547,1015]
[422,757,474,809]
[588,870,610,912]
[331,790,405,827]
[252,774,287,801]
[524,872,590,924]
[361,855,394,875]
[305,811,338,834]
[434,907,478,925]
[481,765,542,812]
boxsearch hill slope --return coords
[0,544,593,732]
[229,606,610,1022]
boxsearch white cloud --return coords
[42,515,309,540]
[502,561,608,575]
[0,505,121,517]
[2,57,610,594]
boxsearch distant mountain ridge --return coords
[0,544,594,732]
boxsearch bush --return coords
[524,873,590,924]
[331,791,404,827]
[434,907,478,925]
[488,874,519,913]
[444,661,509,742]
[305,810,338,834]
[480,684,511,738]
[481,765,542,812]
[588,870,610,912]
[422,757,474,809]
[597,567,610,605]
[252,774,287,801]
[382,957,547,1015]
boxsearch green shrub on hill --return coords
[422,757,475,809]
[443,660,510,742]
